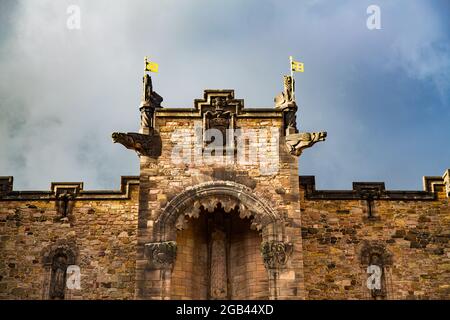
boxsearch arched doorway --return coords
[145,181,293,300]
[171,203,268,299]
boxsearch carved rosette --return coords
[260,240,293,270]
[145,241,177,269]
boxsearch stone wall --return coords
[0,177,139,300]
[1,82,449,301]
[136,91,306,300]
[299,176,450,300]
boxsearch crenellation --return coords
[0,74,448,300]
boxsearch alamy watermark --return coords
[66,5,81,30]
[366,264,382,290]
[66,265,81,290]
[366,5,381,30]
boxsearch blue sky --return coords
[0,0,449,190]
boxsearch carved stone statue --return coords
[49,255,67,299]
[56,191,74,220]
[112,132,161,157]
[141,74,163,108]
[368,253,386,299]
[274,76,296,109]
[204,97,233,147]
[361,243,392,300]
[260,240,293,270]
[209,229,228,299]
[145,241,177,269]
[274,75,299,133]
[285,131,327,156]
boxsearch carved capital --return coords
[145,241,177,269]
[285,131,327,156]
[260,240,293,270]
[112,132,161,158]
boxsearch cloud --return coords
[0,0,448,190]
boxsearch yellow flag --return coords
[291,60,304,72]
[145,61,159,73]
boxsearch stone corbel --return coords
[144,241,177,269]
[285,131,327,156]
[112,131,161,157]
[260,240,293,270]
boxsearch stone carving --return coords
[42,241,78,266]
[112,73,163,155]
[49,254,68,299]
[42,241,77,300]
[274,75,296,109]
[209,229,228,299]
[275,76,298,134]
[260,240,293,270]
[194,90,244,114]
[0,176,13,196]
[194,90,244,150]
[285,131,327,156]
[156,180,280,241]
[145,241,177,269]
[357,186,383,219]
[360,243,392,266]
[140,107,154,130]
[141,74,163,109]
[172,196,255,231]
[112,132,161,157]
[55,190,75,221]
[140,75,162,131]
[360,242,392,299]
[204,97,234,147]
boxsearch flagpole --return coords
[144,56,148,76]
[289,56,295,102]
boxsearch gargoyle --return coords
[286,131,327,156]
[112,132,161,157]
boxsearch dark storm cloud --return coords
[0,0,449,190]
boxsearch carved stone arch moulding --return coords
[41,240,78,266]
[153,180,285,242]
[359,241,393,299]
[41,240,79,300]
[360,241,393,267]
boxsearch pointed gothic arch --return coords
[144,180,292,300]
[153,180,285,242]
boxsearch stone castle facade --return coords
[0,74,449,300]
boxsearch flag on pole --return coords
[291,59,304,73]
[145,60,159,73]
[144,56,158,73]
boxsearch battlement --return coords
[2,169,448,202]
[0,176,139,200]
[299,169,450,200]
